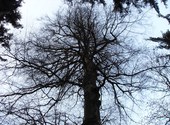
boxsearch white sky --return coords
[19,0,64,34]
[19,0,170,37]
[151,2,170,36]
[21,0,63,23]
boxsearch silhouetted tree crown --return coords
[0,5,148,125]
[0,0,22,48]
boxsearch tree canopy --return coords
[0,5,150,125]
[0,0,22,48]
[68,0,168,13]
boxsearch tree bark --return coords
[82,60,101,125]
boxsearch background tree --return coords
[0,0,22,48]
[144,27,170,125]
[141,54,170,125]
[0,5,152,125]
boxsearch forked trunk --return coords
[82,61,101,125]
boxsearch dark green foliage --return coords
[67,0,168,13]
[0,0,22,48]
[150,30,170,49]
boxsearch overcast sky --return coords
[19,0,170,37]
[21,0,63,24]
[18,0,64,35]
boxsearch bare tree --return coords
[140,53,170,125]
[141,28,170,125]
[0,5,149,125]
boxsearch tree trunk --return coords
[82,61,101,125]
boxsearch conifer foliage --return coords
[69,0,168,13]
[0,0,22,48]
[150,30,170,49]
